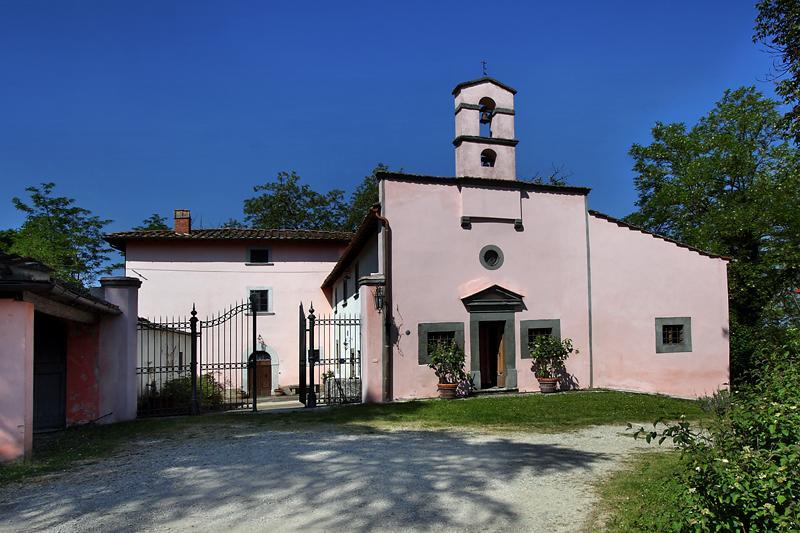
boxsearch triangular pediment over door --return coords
[461,284,525,313]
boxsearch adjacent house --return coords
[105,222,352,394]
[106,76,730,406]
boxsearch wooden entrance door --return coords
[478,321,505,388]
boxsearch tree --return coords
[625,87,800,379]
[220,218,246,228]
[242,165,392,232]
[0,229,16,253]
[243,171,348,231]
[343,163,388,231]
[754,0,800,142]
[133,213,169,230]
[10,183,118,286]
[524,164,572,186]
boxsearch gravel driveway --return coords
[0,424,653,532]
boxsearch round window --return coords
[479,245,504,270]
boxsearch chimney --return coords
[174,209,191,233]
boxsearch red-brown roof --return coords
[105,228,353,251]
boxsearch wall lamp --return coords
[373,286,385,313]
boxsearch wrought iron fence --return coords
[302,304,362,407]
[199,301,254,412]
[137,298,264,417]
[137,316,193,416]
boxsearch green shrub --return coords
[427,340,467,384]
[528,336,577,379]
[158,373,225,410]
[634,327,800,530]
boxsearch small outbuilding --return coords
[0,253,140,462]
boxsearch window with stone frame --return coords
[520,319,561,359]
[417,322,465,365]
[655,317,692,353]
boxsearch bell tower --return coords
[452,77,518,180]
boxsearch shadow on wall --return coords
[557,367,580,391]
[0,426,609,531]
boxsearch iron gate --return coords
[137,298,266,417]
[299,303,362,407]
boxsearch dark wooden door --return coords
[479,321,505,389]
[248,360,272,396]
[33,312,67,432]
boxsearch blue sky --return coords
[0,0,776,234]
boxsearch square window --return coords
[655,317,692,353]
[417,322,464,365]
[427,331,456,353]
[249,249,270,263]
[527,327,553,346]
[250,290,270,313]
[520,319,561,359]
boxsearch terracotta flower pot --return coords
[437,383,458,399]
[536,377,558,393]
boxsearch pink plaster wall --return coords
[0,300,34,461]
[98,278,140,422]
[66,322,100,425]
[126,240,345,389]
[588,215,730,398]
[360,284,384,402]
[384,178,591,400]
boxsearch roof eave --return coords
[588,210,731,261]
[376,171,591,195]
[452,77,518,96]
[322,208,382,289]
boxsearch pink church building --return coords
[108,77,730,406]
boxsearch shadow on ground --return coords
[0,426,610,531]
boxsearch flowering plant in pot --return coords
[428,340,468,399]
[528,336,577,393]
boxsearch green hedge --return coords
[635,327,800,530]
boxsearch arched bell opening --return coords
[480,148,497,168]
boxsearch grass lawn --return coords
[1,389,703,485]
[590,450,687,531]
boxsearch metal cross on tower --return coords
[481,60,488,76]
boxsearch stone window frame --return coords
[519,319,561,359]
[479,244,504,270]
[417,322,465,365]
[655,317,692,353]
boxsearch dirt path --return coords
[0,424,653,532]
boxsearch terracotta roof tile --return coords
[105,228,353,251]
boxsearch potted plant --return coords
[428,340,467,399]
[528,336,577,393]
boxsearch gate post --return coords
[190,305,199,415]
[298,304,307,406]
[250,293,258,413]
[307,304,317,408]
